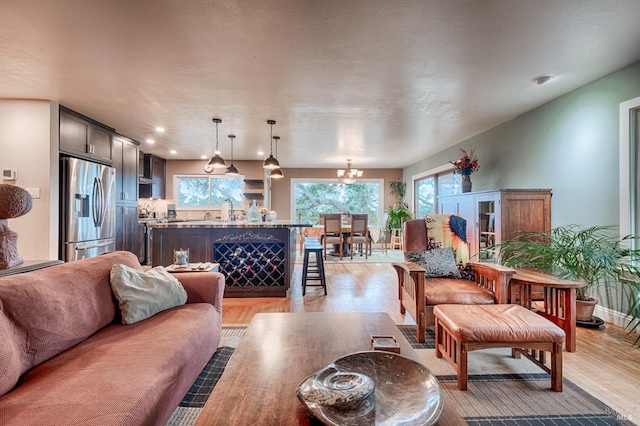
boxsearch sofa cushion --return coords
[405,248,461,278]
[110,264,187,324]
[0,303,221,425]
[424,277,495,305]
[0,251,142,397]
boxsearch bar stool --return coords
[390,228,402,250]
[302,238,327,295]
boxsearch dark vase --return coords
[461,174,472,193]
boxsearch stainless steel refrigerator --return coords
[61,157,116,261]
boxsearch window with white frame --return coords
[174,175,243,209]
[291,179,384,225]
[413,166,461,218]
[620,96,640,248]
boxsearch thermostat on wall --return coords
[2,169,17,181]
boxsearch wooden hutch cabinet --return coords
[438,189,552,259]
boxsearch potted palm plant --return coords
[387,180,413,233]
[493,224,640,329]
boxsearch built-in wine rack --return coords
[214,242,286,287]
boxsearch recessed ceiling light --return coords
[201,155,207,159]
[155,127,165,132]
[146,139,155,144]
[170,150,177,154]
[257,151,264,156]
[531,75,555,85]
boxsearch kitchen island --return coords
[148,221,310,297]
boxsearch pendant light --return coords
[225,134,239,175]
[263,119,280,169]
[204,118,226,173]
[269,136,284,179]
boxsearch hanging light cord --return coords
[215,121,220,153]
[269,122,274,155]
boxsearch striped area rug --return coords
[167,326,632,426]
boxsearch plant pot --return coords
[575,298,598,322]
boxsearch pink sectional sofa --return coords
[0,251,225,425]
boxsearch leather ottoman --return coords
[433,304,565,391]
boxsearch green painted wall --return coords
[404,60,640,228]
[404,60,640,319]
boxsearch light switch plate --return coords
[26,188,40,199]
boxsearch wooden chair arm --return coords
[392,261,426,276]
[392,262,426,341]
[467,262,517,303]
[392,262,425,301]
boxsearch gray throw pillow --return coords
[404,248,461,278]
[110,264,188,324]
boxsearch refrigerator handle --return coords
[92,177,100,228]
[97,177,106,227]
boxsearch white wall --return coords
[0,99,58,260]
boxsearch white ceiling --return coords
[2,0,640,169]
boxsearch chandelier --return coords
[337,159,363,184]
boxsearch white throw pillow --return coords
[110,264,188,324]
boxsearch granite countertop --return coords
[148,220,312,229]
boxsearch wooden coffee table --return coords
[195,312,465,425]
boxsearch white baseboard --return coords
[594,304,639,330]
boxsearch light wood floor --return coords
[222,262,640,423]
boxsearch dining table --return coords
[300,224,364,257]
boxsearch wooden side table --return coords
[508,269,584,352]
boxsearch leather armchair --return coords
[392,218,516,342]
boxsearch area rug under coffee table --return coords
[167,325,631,426]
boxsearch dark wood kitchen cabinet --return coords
[59,107,113,163]
[116,205,142,257]
[112,136,139,203]
[151,228,210,267]
[139,154,166,199]
[113,135,143,261]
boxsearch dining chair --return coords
[349,214,369,259]
[368,212,389,255]
[322,214,343,260]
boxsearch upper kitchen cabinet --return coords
[139,154,166,199]
[59,107,114,163]
[112,135,139,203]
